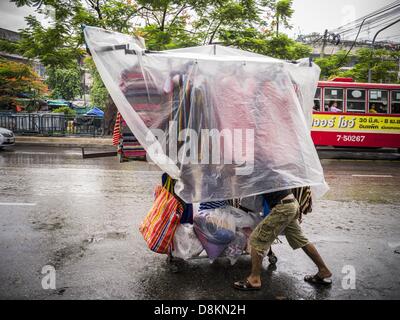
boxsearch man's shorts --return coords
[249,200,309,254]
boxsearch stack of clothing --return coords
[112,112,122,146]
[119,67,163,128]
[113,112,146,161]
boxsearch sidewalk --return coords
[15,135,114,149]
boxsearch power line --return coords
[330,0,400,34]
[380,34,400,40]
[335,7,400,37]
[341,9,400,34]
[298,2,400,47]
[334,0,400,29]
[342,14,400,40]
[333,3,400,68]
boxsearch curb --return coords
[15,136,114,149]
[16,142,116,149]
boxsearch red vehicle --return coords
[311,77,400,148]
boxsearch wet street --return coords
[0,145,399,300]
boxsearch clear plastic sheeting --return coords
[84,26,328,203]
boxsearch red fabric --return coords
[112,112,122,146]
[140,185,183,254]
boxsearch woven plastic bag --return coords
[139,178,183,254]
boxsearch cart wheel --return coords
[268,254,278,265]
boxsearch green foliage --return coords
[98,0,140,32]
[344,48,399,83]
[314,51,351,80]
[264,34,311,60]
[220,31,311,60]
[218,27,270,53]
[18,15,84,68]
[46,67,82,100]
[0,58,48,110]
[52,106,76,115]
[274,0,294,36]
[9,0,308,63]
[85,57,108,110]
[8,0,317,115]
[315,48,400,83]
[0,39,20,54]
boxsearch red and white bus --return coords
[311,78,400,148]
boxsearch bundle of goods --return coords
[84,26,328,204]
[113,112,146,161]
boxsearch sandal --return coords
[234,280,261,291]
[304,274,332,286]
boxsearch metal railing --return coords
[0,113,105,137]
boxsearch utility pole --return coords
[320,29,328,58]
[398,56,400,83]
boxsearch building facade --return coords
[0,27,46,79]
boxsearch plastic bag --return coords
[226,206,262,230]
[193,208,236,243]
[204,208,236,231]
[223,231,248,265]
[193,208,236,261]
[172,224,204,260]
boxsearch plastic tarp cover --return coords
[86,107,104,117]
[84,26,328,203]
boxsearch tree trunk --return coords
[276,15,279,37]
[103,95,117,136]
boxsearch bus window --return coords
[346,89,366,113]
[313,88,321,111]
[391,91,400,114]
[369,90,388,114]
[324,88,343,112]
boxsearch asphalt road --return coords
[0,145,399,300]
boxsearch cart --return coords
[166,246,278,273]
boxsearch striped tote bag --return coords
[112,112,122,146]
[140,178,183,254]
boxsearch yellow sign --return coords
[312,114,400,134]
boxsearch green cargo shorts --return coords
[249,200,309,254]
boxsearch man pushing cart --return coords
[83,25,332,290]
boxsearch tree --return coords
[315,48,400,83]
[0,58,48,111]
[264,34,311,60]
[84,56,108,109]
[344,48,400,83]
[8,0,311,117]
[15,10,85,68]
[52,106,77,115]
[46,67,82,100]
[273,0,294,36]
[9,1,292,54]
[314,50,351,80]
